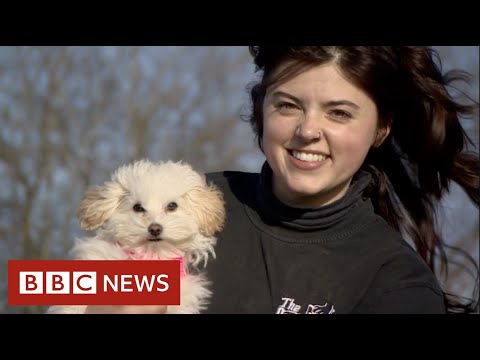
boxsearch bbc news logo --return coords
[8,260,181,305]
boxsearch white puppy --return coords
[47,159,225,314]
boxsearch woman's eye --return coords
[133,203,145,212]
[277,102,299,111]
[275,102,302,116]
[166,202,178,212]
[328,110,352,121]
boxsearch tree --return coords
[0,46,261,314]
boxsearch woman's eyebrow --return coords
[271,91,360,110]
[270,91,302,103]
[321,100,360,109]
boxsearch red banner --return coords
[8,260,181,305]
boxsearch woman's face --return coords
[262,63,387,208]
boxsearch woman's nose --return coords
[295,112,323,141]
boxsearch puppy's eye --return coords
[133,203,146,212]
[166,202,177,212]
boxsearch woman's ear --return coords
[373,124,391,148]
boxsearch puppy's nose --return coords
[148,223,163,237]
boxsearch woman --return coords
[87,46,479,314]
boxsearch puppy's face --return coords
[109,183,199,249]
[77,160,225,252]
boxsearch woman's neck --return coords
[272,176,353,209]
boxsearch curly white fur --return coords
[47,159,225,314]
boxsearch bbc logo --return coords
[19,271,96,294]
[9,260,181,305]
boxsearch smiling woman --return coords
[200,46,478,314]
[262,63,387,208]
[86,46,479,314]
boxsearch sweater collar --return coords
[256,162,372,231]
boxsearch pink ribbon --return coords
[117,243,186,277]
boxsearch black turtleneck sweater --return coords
[203,163,445,314]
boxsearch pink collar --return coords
[117,243,186,277]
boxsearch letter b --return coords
[46,272,70,294]
[19,272,43,294]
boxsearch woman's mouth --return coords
[291,150,328,162]
[288,149,329,170]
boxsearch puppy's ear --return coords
[76,181,125,230]
[184,183,225,237]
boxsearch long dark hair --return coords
[245,46,479,313]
